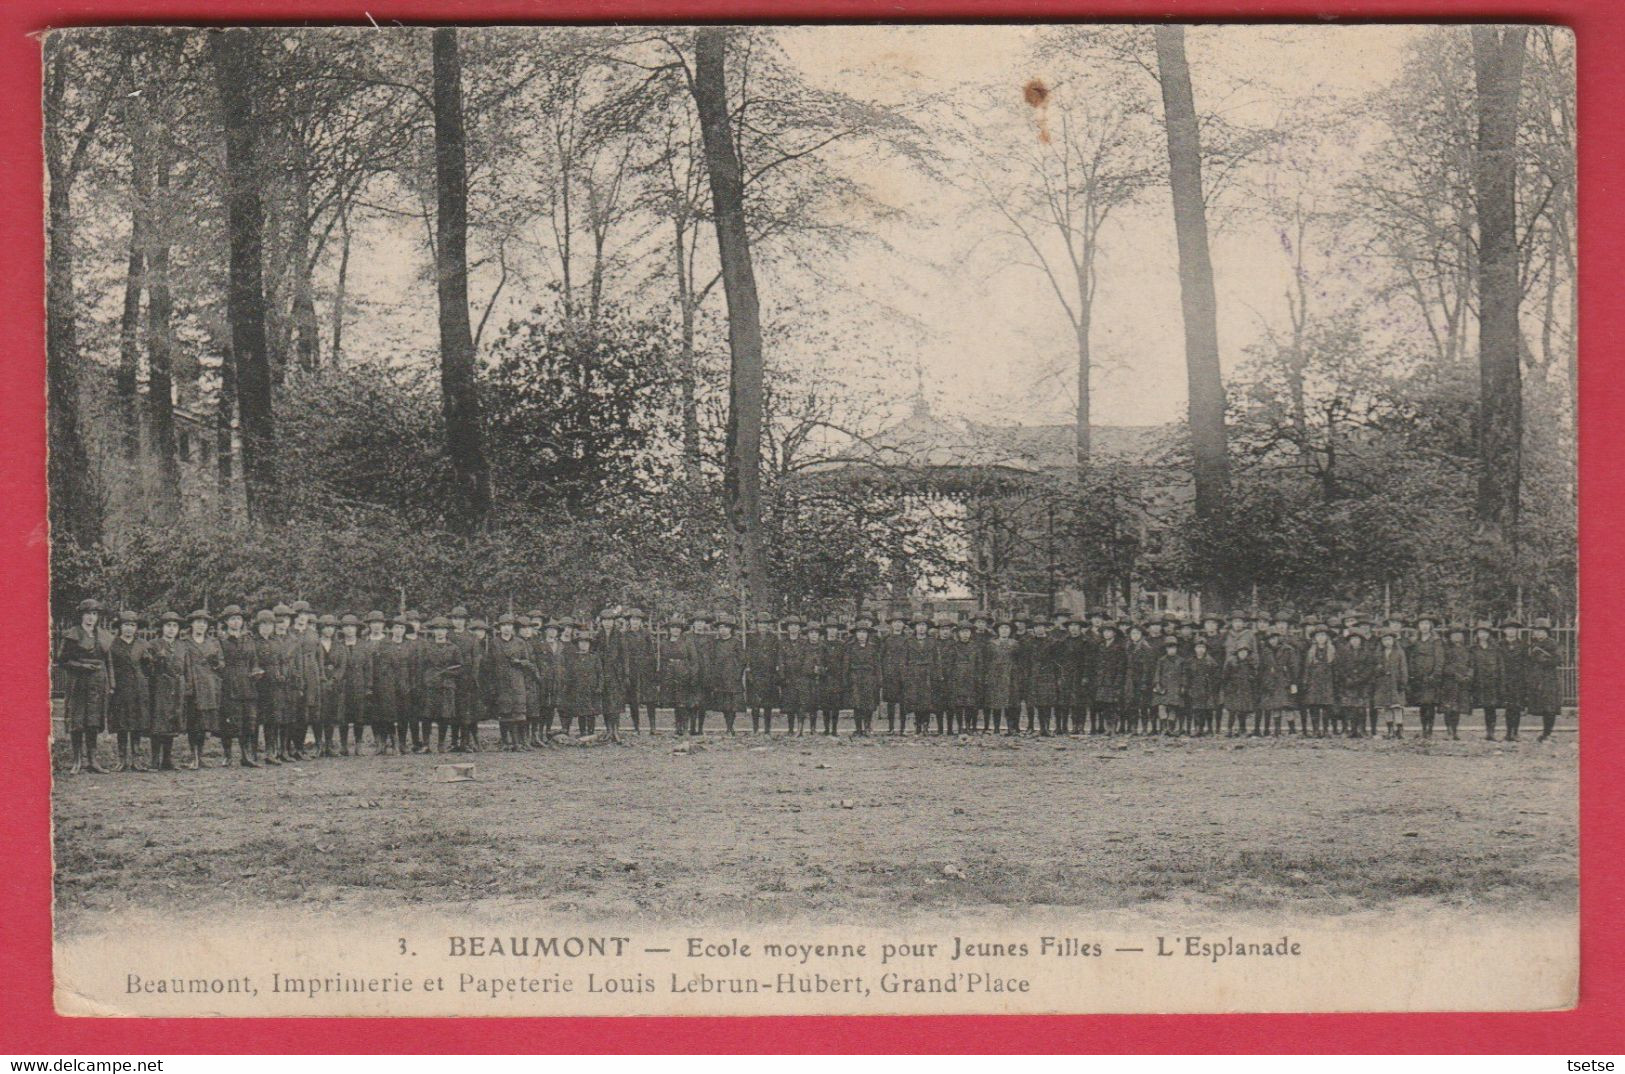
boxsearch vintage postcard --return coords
[44,23,1576,1017]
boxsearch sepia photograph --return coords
[44,22,1577,1017]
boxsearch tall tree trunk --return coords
[331,201,350,365]
[217,336,237,517]
[1154,25,1230,597]
[290,179,319,372]
[431,27,492,533]
[43,37,113,553]
[145,130,181,519]
[1471,26,1528,540]
[211,27,278,523]
[116,112,148,464]
[693,28,767,606]
[46,181,100,550]
[673,216,701,483]
[1073,293,1092,471]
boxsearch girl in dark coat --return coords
[1439,625,1472,740]
[56,599,111,774]
[1152,638,1186,735]
[358,614,392,752]
[1524,619,1564,740]
[680,615,713,736]
[1186,641,1221,735]
[1373,631,1410,738]
[1126,627,1157,735]
[517,616,543,746]
[179,610,223,769]
[944,624,981,735]
[1023,622,1061,736]
[845,621,882,736]
[1470,623,1505,740]
[774,618,816,736]
[217,608,262,767]
[1221,643,1258,736]
[1093,625,1128,734]
[983,623,1021,735]
[249,612,282,764]
[899,620,936,735]
[376,618,418,752]
[879,615,909,734]
[744,614,779,735]
[1334,633,1374,738]
[1499,621,1528,740]
[288,613,326,759]
[321,617,354,755]
[656,619,696,736]
[146,612,187,770]
[711,617,748,736]
[1258,632,1298,736]
[1408,615,1446,736]
[419,618,463,750]
[267,609,297,760]
[488,615,535,749]
[564,625,605,735]
[1300,628,1337,737]
[107,611,151,771]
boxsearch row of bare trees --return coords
[961,25,1568,600]
[44,25,1572,610]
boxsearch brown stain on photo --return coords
[1023,77,1051,144]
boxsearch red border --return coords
[2,0,1619,1054]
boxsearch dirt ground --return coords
[50,710,1578,936]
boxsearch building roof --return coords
[813,398,1169,477]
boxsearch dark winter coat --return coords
[1470,640,1505,708]
[941,638,981,708]
[1499,638,1528,710]
[1025,634,1063,708]
[1371,643,1409,709]
[745,631,779,708]
[1440,640,1472,711]
[1220,655,1258,712]
[982,637,1021,710]
[1407,633,1446,705]
[1127,640,1158,708]
[288,629,327,712]
[562,645,604,714]
[776,634,819,713]
[332,638,376,724]
[146,636,188,735]
[486,634,535,718]
[1258,641,1299,711]
[654,634,697,708]
[711,636,748,711]
[1153,650,1187,707]
[1300,643,1337,707]
[249,634,283,725]
[180,634,223,732]
[1185,653,1221,710]
[180,634,223,713]
[898,635,936,713]
[56,626,111,731]
[419,639,463,723]
[373,638,417,720]
[1094,637,1129,705]
[845,637,882,712]
[1334,642,1375,708]
[1523,636,1562,715]
[107,636,151,733]
[879,631,908,701]
[218,632,260,729]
